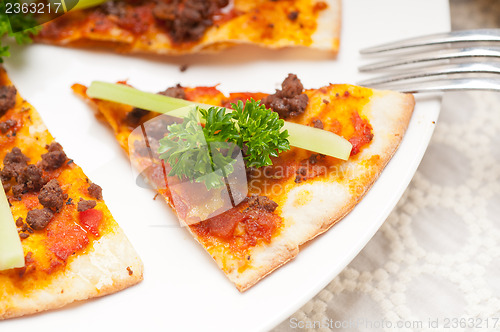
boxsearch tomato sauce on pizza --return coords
[0,67,143,320]
[71,72,406,292]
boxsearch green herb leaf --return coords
[0,0,40,63]
[158,100,289,189]
[158,108,237,190]
[229,99,290,168]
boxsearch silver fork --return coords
[357,29,500,93]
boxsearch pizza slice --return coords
[36,0,341,54]
[0,66,143,320]
[73,74,414,291]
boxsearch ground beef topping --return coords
[133,140,151,157]
[17,164,46,193]
[87,183,103,200]
[262,74,309,119]
[144,117,169,141]
[38,179,67,212]
[3,147,29,169]
[287,10,299,21]
[10,185,24,199]
[1,148,50,197]
[39,142,67,171]
[159,84,186,100]
[77,198,97,212]
[0,86,17,117]
[308,153,324,165]
[125,107,150,127]
[16,217,31,239]
[312,119,324,129]
[1,147,29,192]
[153,0,229,43]
[0,119,17,134]
[26,208,54,231]
[246,195,279,213]
[100,0,127,17]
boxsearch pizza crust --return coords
[36,0,341,54]
[0,228,143,320]
[311,0,342,51]
[74,82,414,292]
[228,90,415,291]
[0,68,144,319]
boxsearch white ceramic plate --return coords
[3,1,450,331]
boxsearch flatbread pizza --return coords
[36,0,341,54]
[73,74,414,291]
[0,67,143,320]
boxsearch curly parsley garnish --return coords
[0,0,40,63]
[227,99,290,167]
[157,108,237,190]
[158,100,290,189]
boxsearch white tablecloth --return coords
[274,91,500,331]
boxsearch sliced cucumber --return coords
[0,187,25,271]
[283,122,352,161]
[87,81,207,113]
[72,0,108,10]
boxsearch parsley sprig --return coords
[227,99,290,167]
[0,0,40,62]
[158,100,290,189]
[158,108,238,190]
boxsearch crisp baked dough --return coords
[36,0,341,54]
[0,67,143,319]
[73,82,414,292]
[232,90,415,290]
[0,229,143,320]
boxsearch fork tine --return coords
[360,29,500,54]
[358,47,500,72]
[357,62,500,86]
[362,78,500,94]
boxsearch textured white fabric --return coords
[274,92,500,331]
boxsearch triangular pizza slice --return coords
[36,0,341,54]
[73,74,414,291]
[0,67,143,320]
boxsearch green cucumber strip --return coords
[0,188,25,271]
[87,82,207,112]
[73,0,108,10]
[283,122,352,161]
[87,81,352,160]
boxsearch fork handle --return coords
[360,29,500,54]
[379,78,500,94]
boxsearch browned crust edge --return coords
[73,83,415,293]
[233,92,416,292]
[35,0,341,55]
